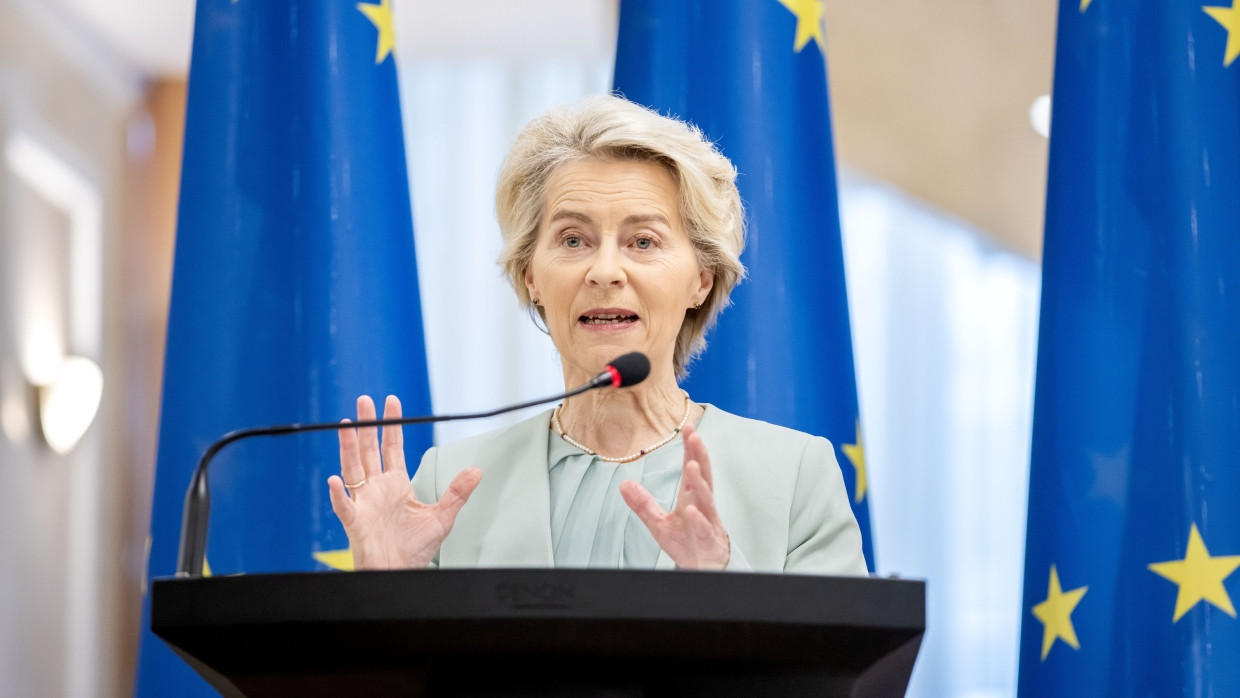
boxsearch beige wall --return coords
[112,78,184,697]
[0,3,153,695]
[826,0,1057,259]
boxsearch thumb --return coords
[436,467,483,520]
[327,475,355,527]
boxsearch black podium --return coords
[151,569,924,697]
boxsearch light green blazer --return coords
[411,404,867,575]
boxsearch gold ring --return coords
[344,478,367,489]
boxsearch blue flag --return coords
[135,0,432,693]
[1019,0,1240,694]
[613,0,874,569]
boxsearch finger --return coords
[356,395,382,477]
[327,475,355,527]
[435,467,483,520]
[682,424,714,490]
[682,459,721,523]
[675,459,701,511]
[620,480,666,530]
[380,395,408,477]
[337,418,366,489]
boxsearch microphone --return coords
[597,351,650,389]
[175,352,650,577]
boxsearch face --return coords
[524,158,713,382]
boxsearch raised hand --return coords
[327,395,481,570]
[619,423,730,570]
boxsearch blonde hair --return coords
[495,94,746,377]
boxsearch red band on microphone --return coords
[606,365,622,388]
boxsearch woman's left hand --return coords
[620,423,730,570]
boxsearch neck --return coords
[557,365,690,458]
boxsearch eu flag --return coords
[1019,0,1240,693]
[134,0,432,693]
[613,0,874,569]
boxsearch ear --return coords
[694,266,715,307]
[524,267,539,303]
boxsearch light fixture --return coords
[5,131,104,455]
[29,356,104,455]
[1030,95,1051,139]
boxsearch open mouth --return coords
[579,312,639,326]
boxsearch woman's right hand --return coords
[327,395,482,570]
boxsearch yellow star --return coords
[202,557,248,577]
[1149,523,1240,622]
[840,420,868,503]
[775,0,827,54]
[1031,565,1088,661]
[1204,0,1240,67]
[1080,0,1093,11]
[314,548,355,571]
[357,0,397,64]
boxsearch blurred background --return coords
[0,0,1054,694]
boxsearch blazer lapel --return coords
[474,412,556,567]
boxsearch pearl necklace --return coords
[552,392,692,464]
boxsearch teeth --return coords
[582,314,636,325]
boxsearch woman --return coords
[327,95,866,574]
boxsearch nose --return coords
[584,242,626,289]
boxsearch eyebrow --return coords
[549,210,593,224]
[547,210,670,227]
[622,213,670,227]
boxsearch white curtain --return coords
[842,175,1039,697]
[399,61,1040,698]
[400,59,611,445]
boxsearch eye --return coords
[563,235,583,248]
[633,236,654,250]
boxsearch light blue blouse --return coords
[546,419,690,569]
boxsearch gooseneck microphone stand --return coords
[175,353,650,577]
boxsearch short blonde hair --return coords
[496,94,746,378]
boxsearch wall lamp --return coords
[29,355,104,454]
[4,131,104,455]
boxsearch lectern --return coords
[152,569,924,697]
